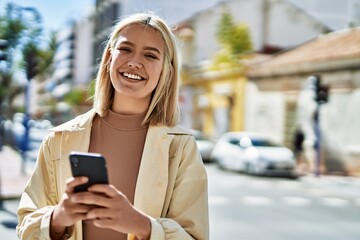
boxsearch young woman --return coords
[17,13,209,240]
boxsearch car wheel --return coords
[245,163,255,175]
[217,160,225,170]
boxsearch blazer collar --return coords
[49,109,96,132]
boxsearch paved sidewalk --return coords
[0,145,359,200]
[0,146,31,200]
[299,173,360,199]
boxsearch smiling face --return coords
[109,23,165,112]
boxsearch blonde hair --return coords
[93,13,180,127]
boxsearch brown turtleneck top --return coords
[83,109,149,240]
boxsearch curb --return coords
[0,195,21,201]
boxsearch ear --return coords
[107,48,112,64]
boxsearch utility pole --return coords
[19,6,40,174]
[0,38,7,208]
[20,45,38,174]
[311,75,329,177]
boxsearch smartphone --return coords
[69,151,109,192]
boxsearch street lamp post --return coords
[19,6,41,174]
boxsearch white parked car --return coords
[190,129,215,162]
[210,132,296,176]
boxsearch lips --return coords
[121,72,145,81]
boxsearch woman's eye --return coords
[145,53,157,59]
[119,47,131,53]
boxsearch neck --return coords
[111,94,150,114]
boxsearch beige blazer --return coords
[16,109,209,240]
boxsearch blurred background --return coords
[0,0,360,239]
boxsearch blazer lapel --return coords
[133,126,173,217]
[49,109,95,197]
[58,129,92,197]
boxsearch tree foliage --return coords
[0,2,55,118]
[211,12,253,70]
[0,3,26,117]
[216,12,253,55]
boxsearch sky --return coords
[288,0,353,30]
[1,0,356,33]
[1,0,224,32]
[1,0,95,31]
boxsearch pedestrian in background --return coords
[16,12,209,240]
[293,126,308,173]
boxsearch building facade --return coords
[178,0,331,139]
[247,27,360,175]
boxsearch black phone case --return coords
[69,151,109,192]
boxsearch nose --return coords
[127,59,142,69]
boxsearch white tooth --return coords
[124,73,141,80]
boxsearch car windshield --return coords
[251,139,279,147]
[195,135,206,141]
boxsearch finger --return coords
[73,203,95,214]
[88,184,120,198]
[92,218,114,229]
[72,192,110,207]
[87,207,112,220]
[66,176,88,194]
[71,212,89,222]
[63,194,94,213]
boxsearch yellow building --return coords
[180,66,247,139]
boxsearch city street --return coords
[1,0,360,239]
[207,163,360,240]
[0,161,360,239]
[0,200,18,239]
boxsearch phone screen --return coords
[69,151,109,192]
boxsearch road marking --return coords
[209,196,230,206]
[217,179,244,188]
[321,197,349,207]
[276,181,301,190]
[282,197,312,206]
[307,189,329,197]
[248,180,272,189]
[242,196,273,206]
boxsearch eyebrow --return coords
[120,41,162,55]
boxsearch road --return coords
[207,163,360,240]
[1,163,359,239]
[0,200,18,239]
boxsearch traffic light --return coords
[0,39,8,61]
[313,75,329,104]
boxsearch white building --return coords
[247,27,360,175]
[178,0,331,66]
[177,0,333,136]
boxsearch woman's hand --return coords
[50,176,94,239]
[73,184,151,240]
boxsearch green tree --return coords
[37,32,57,78]
[0,2,55,118]
[211,12,253,70]
[21,6,56,81]
[22,33,56,81]
[0,3,26,117]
